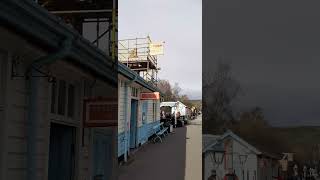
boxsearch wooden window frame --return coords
[50,78,79,125]
[131,87,138,98]
[152,100,157,122]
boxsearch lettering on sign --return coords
[149,43,164,55]
[140,92,160,100]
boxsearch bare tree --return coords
[158,80,196,108]
[158,79,174,101]
[172,82,182,101]
[203,57,242,134]
[178,94,193,107]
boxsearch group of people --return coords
[160,110,180,128]
[206,166,320,180]
[287,164,320,180]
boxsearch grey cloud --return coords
[204,0,320,126]
[120,0,202,95]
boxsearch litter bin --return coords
[169,124,173,133]
[164,120,173,133]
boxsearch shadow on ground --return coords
[118,127,187,180]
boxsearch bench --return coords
[152,122,169,143]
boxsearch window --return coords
[0,54,6,106]
[142,101,148,124]
[51,79,77,120]
[131,87,138,97]
[152,100,157,122]
[58,80,66,115]
[67,84,75,118]
[51,82,57,113]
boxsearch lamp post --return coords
[207,141,225,180]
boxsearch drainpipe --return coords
[111,0,116,61]
[27,38,72,180]
[123,74,137,162]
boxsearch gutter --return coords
[0,0,117,86]
[129,73,138,84]
[118,63,159,93]
[26,37,72,180]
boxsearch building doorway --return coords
[130,99,138,149]
[92,130,113,180]
[48,123,76,180]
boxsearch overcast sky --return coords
[204,0,320,126]
[119,0,202,100]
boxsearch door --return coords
[141,101,148,143]
[92,131,112,180]
[130,99,138,148]
[48,123,75,180]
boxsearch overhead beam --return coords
[50,9,113,14]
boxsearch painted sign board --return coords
[279,159,288,171]
[149,42,164,55]
[140,92,160,100]
[83,97,117,127]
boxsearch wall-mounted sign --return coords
[140,92,160,100]
[279,159,288,171]
[83,97,117,127]
[149,42,164,55]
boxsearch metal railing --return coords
[118,36,160,86]
[117,37,157,66]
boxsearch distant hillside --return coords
[272,126,320,163]
[232,124,320,163]
[274,126,320,143]
[189,99,202,103]
[189,100,202,109]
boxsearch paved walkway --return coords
[118,125,187,180]
[118,116,202,180]
[185,116,202,180]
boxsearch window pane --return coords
[51,83,56,113]
[68,84,75,118]
[153,101,156,122]
[0,58,4,106]
[58,80,66,115]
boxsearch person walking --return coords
[171,111,176,128]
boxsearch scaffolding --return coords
[38,0,118,60]
[118,36,163,86]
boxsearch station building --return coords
[0,1,118,180]
[118,63,162,161]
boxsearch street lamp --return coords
[207,141,225,180]
[209,142,225,164]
